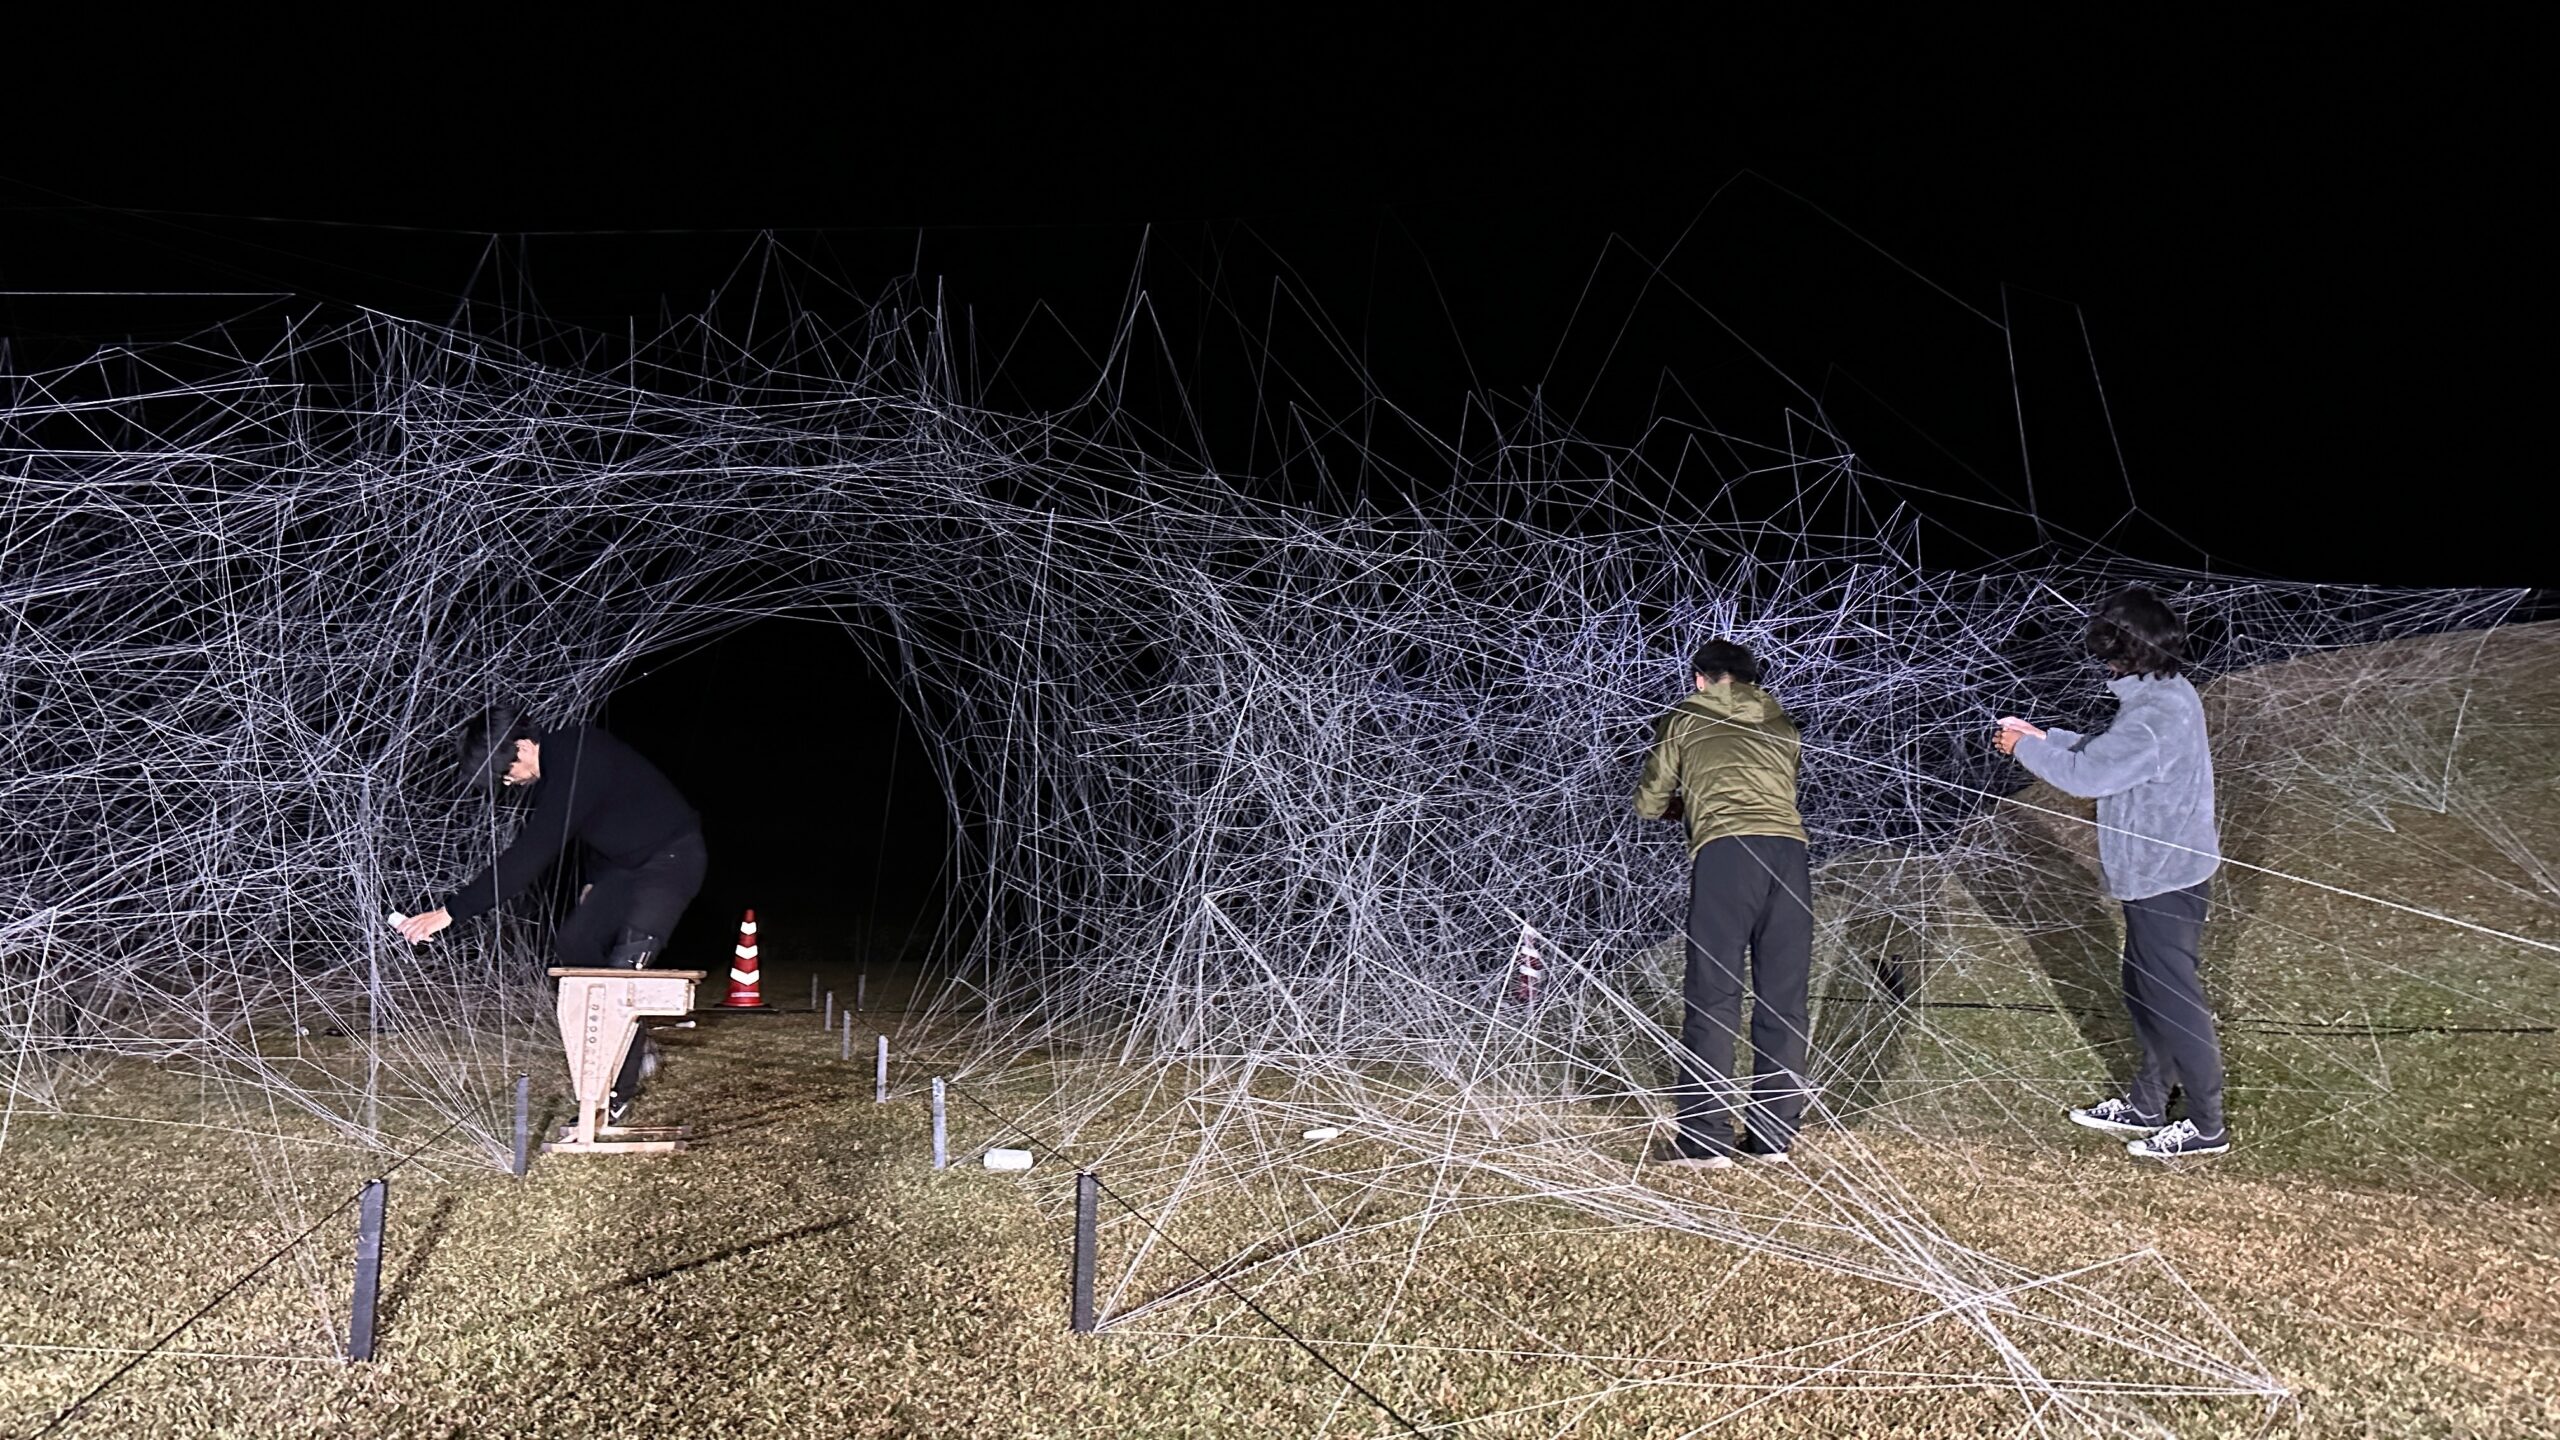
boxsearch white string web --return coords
[1,256,2548,1434]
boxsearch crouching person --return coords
[396,705,708,1121]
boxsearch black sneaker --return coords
[1739,1130,1792,1165]
[607,1092,634,1127]
[2126,1119,2229,1160]
[2068,1098,2165,1136]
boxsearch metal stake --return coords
[1878,952,1911,1004]
[1071,1170,1098,1333]
[874,1034,888,1103]
[349,1178,388,1361]
[931,1077,948,1169]
[822,990,834,1032]
[840,1012,852,1061]
[511,1074,531,1178]
[856,971,867,1012]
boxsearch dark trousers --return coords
[555,831,708,1101]
[1675,834,1815,1153]
[2121,880,2226,1133]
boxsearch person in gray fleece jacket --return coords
[1997,588,2231,1160]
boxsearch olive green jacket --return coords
[1632,681,1808,857]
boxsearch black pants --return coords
[2121,880,2226,1133]
[1675,834,1815,1153]
[555,831,708,1102]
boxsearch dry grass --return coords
[4,1009,2555,1439]
[5,624,2556,1437]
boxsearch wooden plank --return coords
[543,1138,687,1155]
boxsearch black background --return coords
[5,17,2541,961]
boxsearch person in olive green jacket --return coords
[1634,640,1813,1169]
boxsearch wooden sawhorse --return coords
[544,967,705,1154]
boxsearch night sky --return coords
[5,19,2540,960]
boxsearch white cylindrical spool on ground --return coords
[1301,1127,1343,1142]
[983,1147,1035,1171]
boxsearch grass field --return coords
[4,624,2555,1438]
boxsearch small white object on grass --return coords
[983,1147,1035,1171]
[1301,1127,1343,1142]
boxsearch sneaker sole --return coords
[2128,1140,2230,1160]
[1658,1155,1736,1171]
[1742,1151,1792,1165]
[2069,1111,2163,1137]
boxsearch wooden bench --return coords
[544,967,706,1154]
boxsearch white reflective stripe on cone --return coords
[740,922,759,935]
[730,968,757,985]
[734,944,759,959]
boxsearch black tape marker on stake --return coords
[1071,1170,1099,1333]
[931,1077,948,1169]
[349,1179,388,1361]
[511,1075,531,1178]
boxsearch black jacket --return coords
[441,725,699,922]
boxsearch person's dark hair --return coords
[2086,588,2186,678]
[455,703,538,792]
[1691,639,1762,686]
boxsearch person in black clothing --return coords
[396,705,707,1115]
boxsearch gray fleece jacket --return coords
[2012,673,2221,901]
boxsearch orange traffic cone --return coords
[1508,923,1544,1005]
[722,909,775,1010]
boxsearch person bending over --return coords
[1997,587,2231,1160]
[1634,640,1813,1171]
[396,705,708,1119]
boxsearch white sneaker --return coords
[1739,1132,1793,1164]
[2069,1097,2164,1136]
[1656,1132,1738,1170]
[1659,1152,1735,1171]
